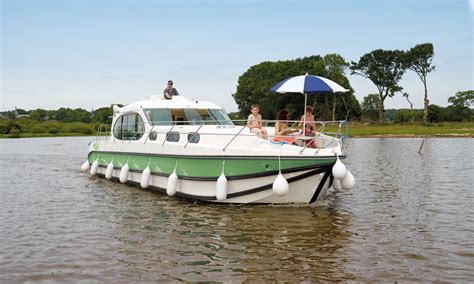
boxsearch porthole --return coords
[187,132,200,143]
[149,131,157,141]
[166,131,180,142]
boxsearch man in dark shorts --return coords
[163,80,179,99]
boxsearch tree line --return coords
[232,43,473,123]
[362,90,473,123]
[0,107,113,136]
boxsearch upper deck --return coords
[115,96,223,113]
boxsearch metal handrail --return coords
[162,123,177,147]
[222,125,247,152]
[94,119,348,151]
[184,123,205,148]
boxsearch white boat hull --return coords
[95,166,333,204]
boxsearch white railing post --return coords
[222,124,247,151]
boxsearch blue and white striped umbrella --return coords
[270,74,348,133]
[270,74,348,94]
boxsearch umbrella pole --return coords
[303,92,307,136]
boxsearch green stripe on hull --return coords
[88,151,335,178]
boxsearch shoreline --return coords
[1,122,472,139]
[351,133,473,138]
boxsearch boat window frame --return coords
[142,107,234,126]
[166,131,180,142]
[209,109,234,126]
[187,132,200,143]
[112,112,145,141]
[144,108,172,126]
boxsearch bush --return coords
[48,128,60,134]
[394,109,422,123]
[428,105,442,123]
[0,118,21,134]
[0,120,10,134]
[9,127,20,138]
[442,106,471,122]
[61,122,93,134]
[29,124,48,133]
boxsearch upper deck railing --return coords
[96,119,348,153]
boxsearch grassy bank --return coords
[340,122,474,137]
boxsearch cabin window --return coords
[170,109,187,124]
[209,109,233,126]
[113,113,145,140]
[187,132,200,143]
[149,131,157,141]
[166,131,180,142]
[144,109,172,125]
[183,109,202,125]
[143,108,234,126]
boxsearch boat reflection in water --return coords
[103,187,353,282]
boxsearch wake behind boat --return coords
[81,95,355,204]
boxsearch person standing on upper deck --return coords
[163,80,179,99]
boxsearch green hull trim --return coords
[88,151,336,179]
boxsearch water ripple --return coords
[0,137,473,282]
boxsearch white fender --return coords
[332,178,342,191]
[341,170,355,190]
[81,160,91,172]
[167,171,178,196]
[216,173,228,201]
[332,157,347,179]
[105,162,114,179]
[119,163,129,183]
[140,166,151,188]
[272,173,289,196]
[90,160,99,175]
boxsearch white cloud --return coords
[470,0,474,11]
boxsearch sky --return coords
[1,0,473,112]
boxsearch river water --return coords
[0,137,473,282]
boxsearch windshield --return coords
[144,108,233,126]
[209,109,233,125]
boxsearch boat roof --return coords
[116,96,223,112]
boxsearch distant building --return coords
[14,107,29,119]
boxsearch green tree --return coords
[29,109,48,121]
[92,107,113,124]
[323,54,350,120]
[361,94,380,121]
[427,104,442,123]
[405,43,435,123]
[448,90,474,107]
[0,118,21,134]
[55,108,69,122]
[232,55,359,121]
[351,49,406,122]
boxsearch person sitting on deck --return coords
[273,109,299,145]
[247,104,268,139]
[298,105,317,148]
[298,105,316,136]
